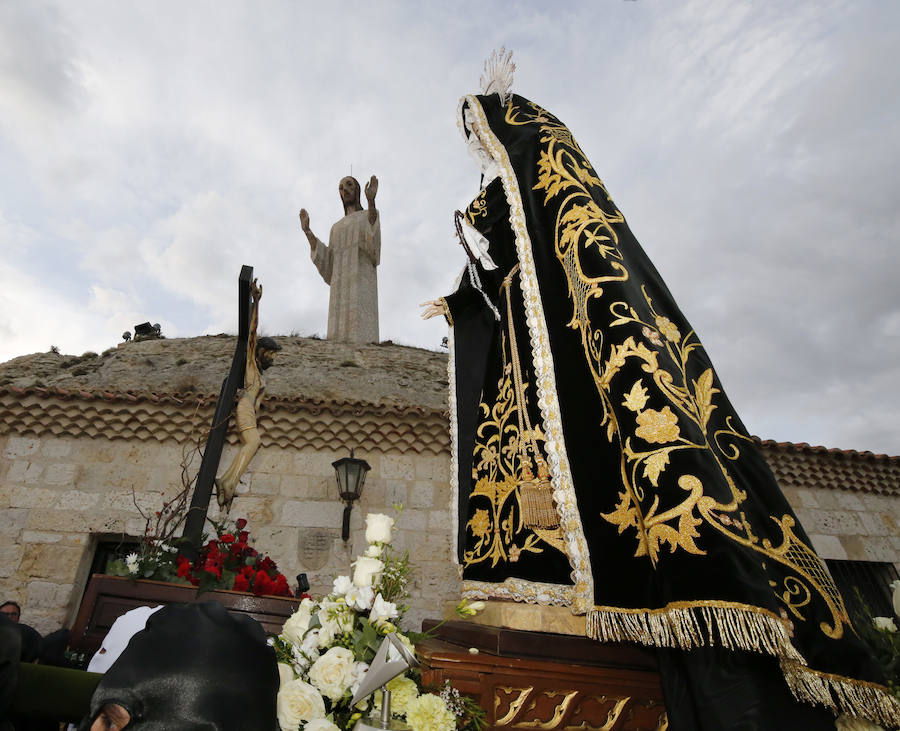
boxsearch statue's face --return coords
[338,177,359,205]
[258,348,277,371]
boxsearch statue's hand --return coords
[420,299,446,320]
[365,175,378,205]
[299,208,310,234]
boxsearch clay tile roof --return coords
[755,438,899,496]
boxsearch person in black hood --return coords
[79,602,278,731]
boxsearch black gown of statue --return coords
[443,92,898,729]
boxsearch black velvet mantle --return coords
[444,92,899,726]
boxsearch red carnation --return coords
[272,574,290,596]
[258,556,275,573]
[252,569,273,596]
[233,573,251,592]
[238,531,249,543]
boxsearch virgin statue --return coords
[423,50,898,729]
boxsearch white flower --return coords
[365,513,395,545]
[301,629,320,655]
[353,556,384,588]
[350,661,370,696]
[332,575,353,596]
[306,720,341,731]
[309,646,356,700]
[282,599,315,645]
[277,662,295,688]
[365,543,383,558]
[873,616,897,632]
[456,599,486,617]
[276,679,325,730]
[406,693,456,731]
[370,593,399,625]
[346,584,375,611]
[125,553,139,574]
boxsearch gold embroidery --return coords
[496,97,852,639]
[467,189,488,222]
[463,268,562,568]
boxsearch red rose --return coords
[220,533,235,544]
[235,518,248,530]
[238,531,249,543]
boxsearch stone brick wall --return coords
[5,424,898,638]
[0,432,459,635]
[781,485,900,572]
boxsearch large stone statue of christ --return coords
[299,175,380,343]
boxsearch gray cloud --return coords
[0,0,897,454]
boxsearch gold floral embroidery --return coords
[500,99,851,638]
[635,407,681,444]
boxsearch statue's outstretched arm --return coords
[298,209,318,251]
[365,175,378,226]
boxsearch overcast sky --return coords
[1,1,898,455]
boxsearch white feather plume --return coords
[480,47,515,104]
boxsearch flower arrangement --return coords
[107,517,294,597]
[273,509,485,731]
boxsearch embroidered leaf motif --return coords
[642,450,670,487]
[622,380,649,412]
[693,368,719,430]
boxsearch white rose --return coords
[365,513,394,544]
[309,646,355,700]
[353,556,384,588]
[277,662,295,688]
[873,616,897,632]
[306,719,341,731]
[276,679,325,730]
[370,593,399,625]
[364,544,383,558]
[282,600,315,645]
[333,575,353,596]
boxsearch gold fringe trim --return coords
[587,602,805,664]
[782,659,900,728]
[587,604,900,727]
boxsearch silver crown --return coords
[480,47,515,105]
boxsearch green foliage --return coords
[852,588,900,700]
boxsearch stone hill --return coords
[0,336,449,411]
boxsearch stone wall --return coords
[782,484,900,571]
[0,431,459,635]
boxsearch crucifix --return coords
[182,265,253,551]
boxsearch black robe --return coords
[444,92,898,728]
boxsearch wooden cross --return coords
[182,265,253,551]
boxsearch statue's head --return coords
[338,176,362,215]
[256,336,282,371]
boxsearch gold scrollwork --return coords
[495,687,535,727]
[507,97,851,638]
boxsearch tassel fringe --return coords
[587,605,900,727]
[782,659,900,729]
[587,603,804,663]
